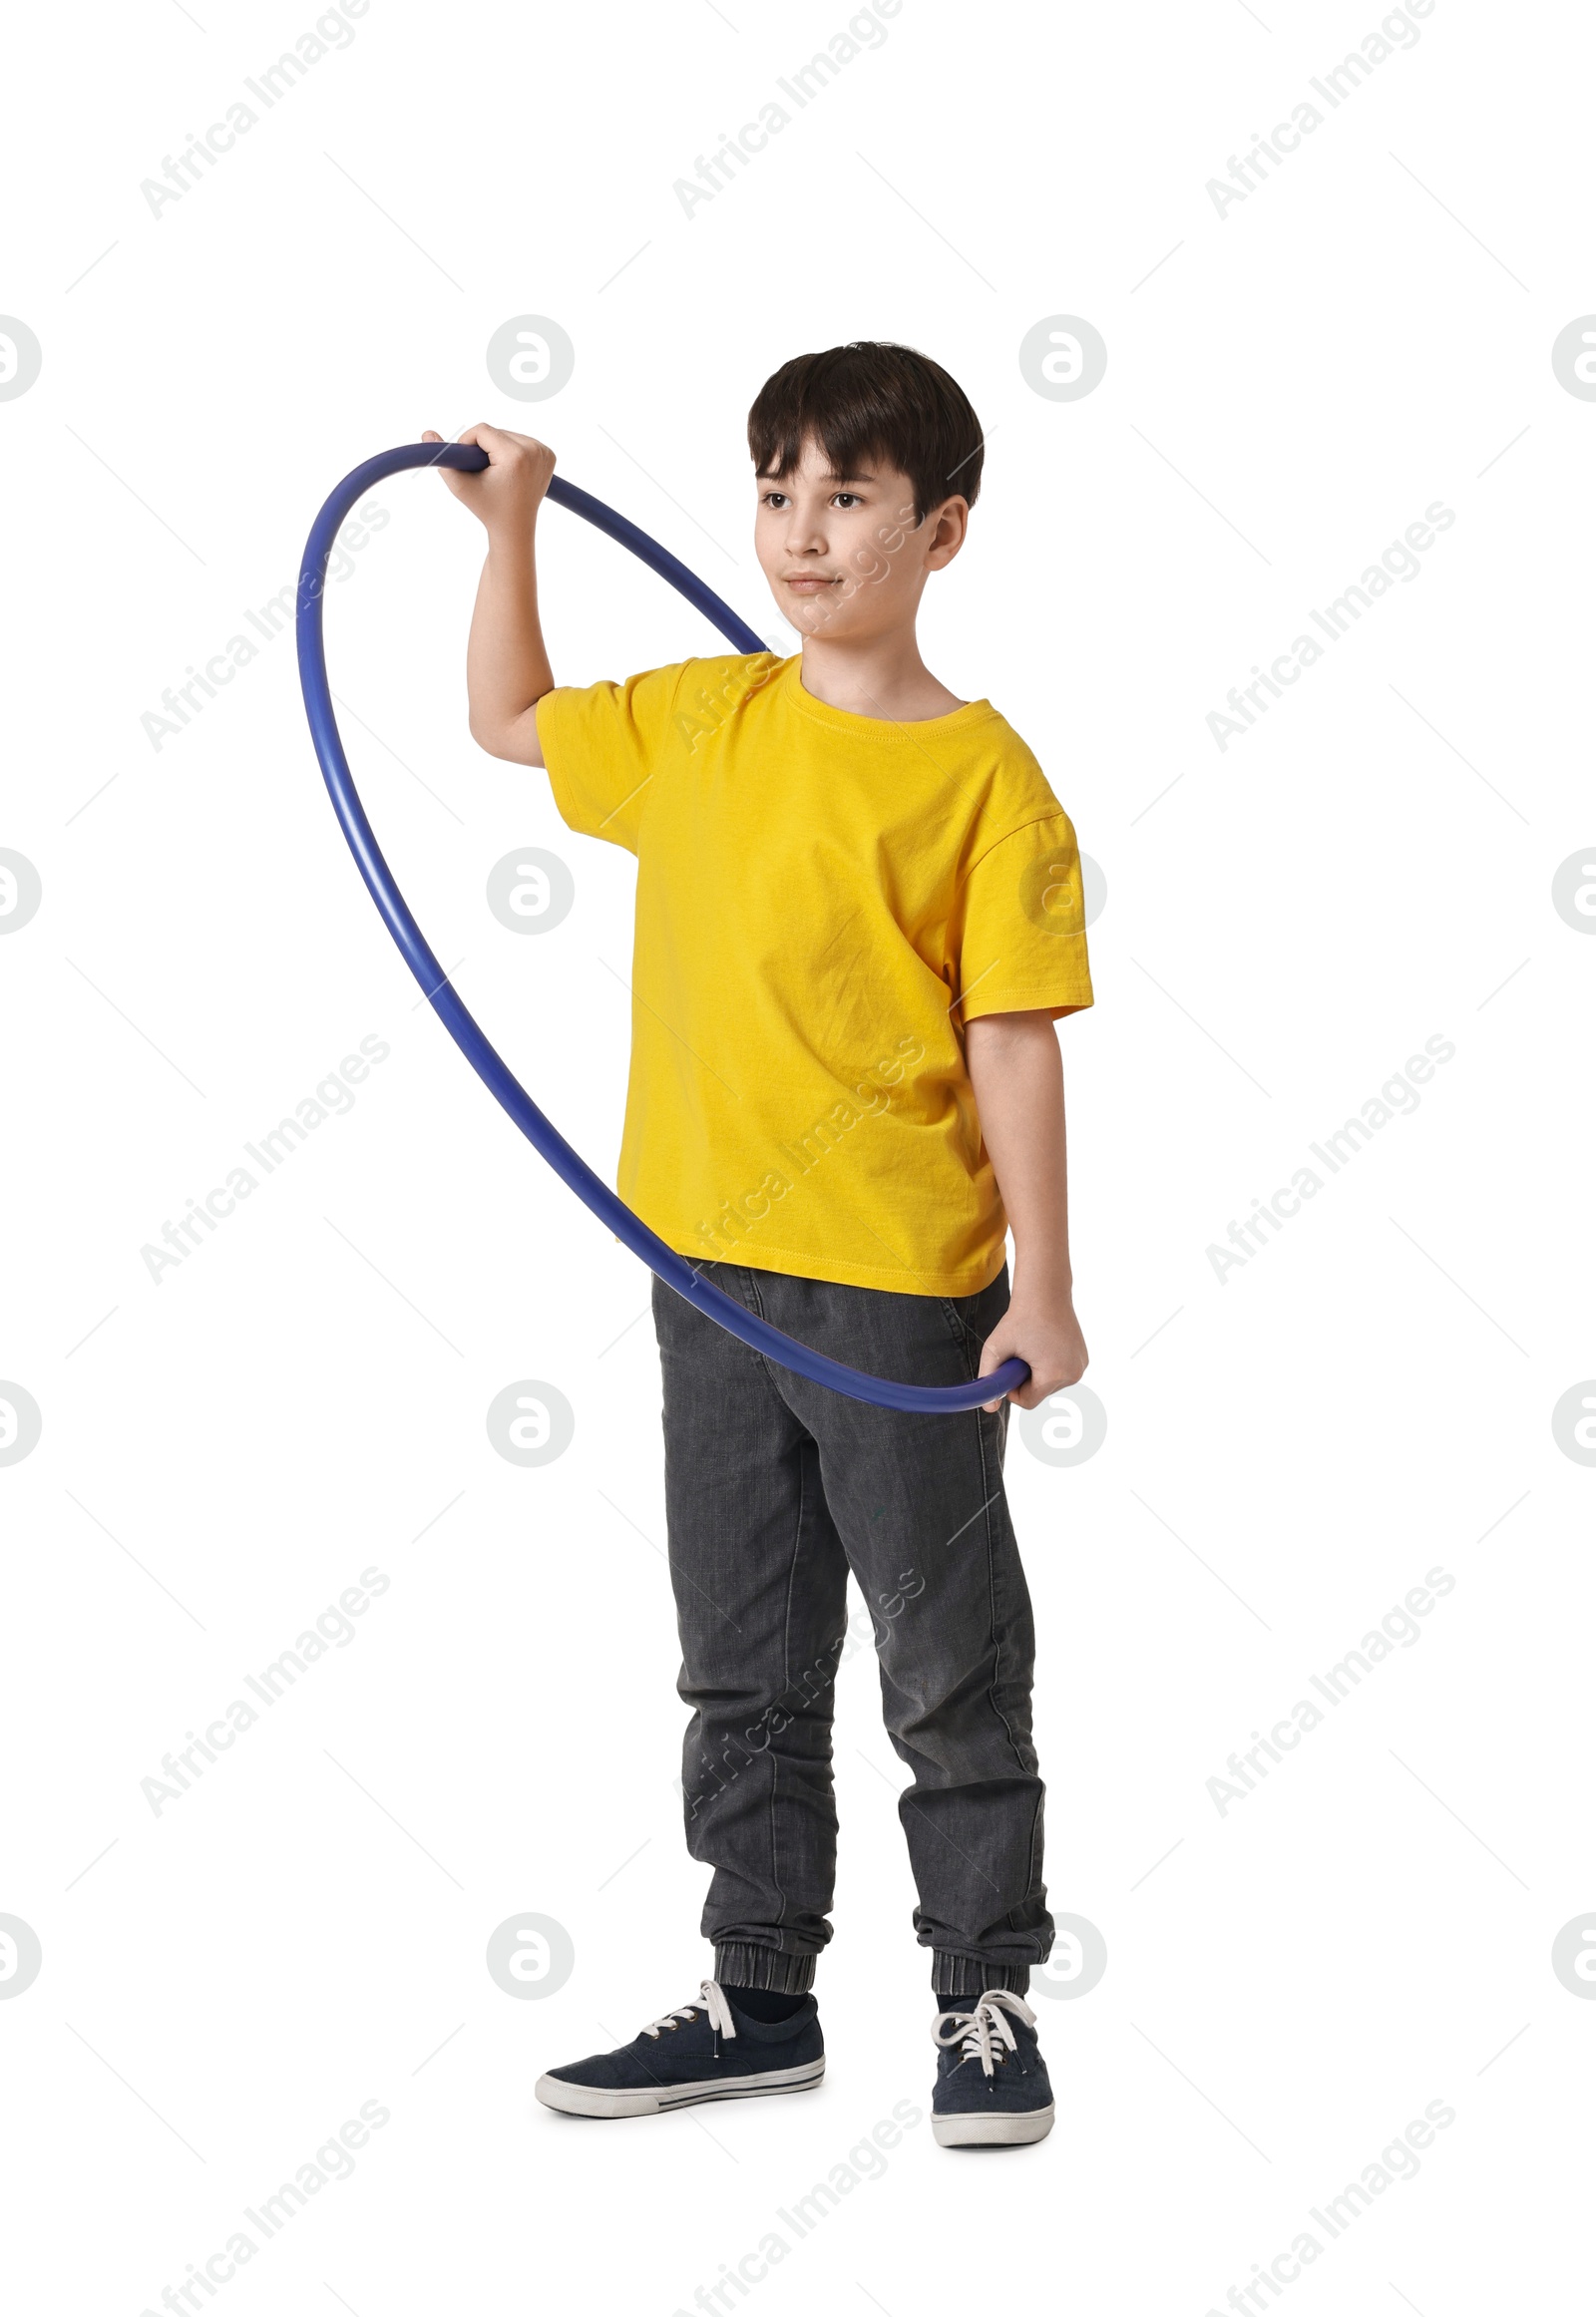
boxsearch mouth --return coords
[781,574,840,592]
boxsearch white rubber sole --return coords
[536,2057,825,2119]
[933,2103,1055,2147]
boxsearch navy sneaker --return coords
[931,1989,1054,2146]
[536,1980,825,2119]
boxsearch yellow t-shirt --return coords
[535,653,1093,1296]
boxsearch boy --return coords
[423,341,1092,2148]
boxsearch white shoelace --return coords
[932,1988,1037,2076]
[638,1979,737,2041]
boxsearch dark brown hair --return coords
[747,341,984,527]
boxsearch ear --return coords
[927,496,970,569]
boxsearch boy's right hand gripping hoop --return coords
[294,439,1030,1415]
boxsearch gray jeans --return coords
[652,1259,1052,2000]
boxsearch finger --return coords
[977,1341,1002,1415]
[421,430,440,442]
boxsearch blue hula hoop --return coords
[294,438,1028,1415]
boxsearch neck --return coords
[796,628,964,722]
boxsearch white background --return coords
[2,0,1592,2310]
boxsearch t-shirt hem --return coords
[667,1237,1009,1299]
[960,983,1094,1022]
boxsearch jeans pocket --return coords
[938,1296,987,1362]
[941,1266,1011,1358]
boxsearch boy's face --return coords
[753,433,968,642]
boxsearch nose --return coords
[783,501,829,556]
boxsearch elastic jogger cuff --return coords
[710,1946,1033,1998]
[713,1943,817,1995]
[932,1952,1031,2000]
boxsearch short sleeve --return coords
[534,662,688,854]
[953,812,1094,1022]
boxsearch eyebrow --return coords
[757,470,879,486]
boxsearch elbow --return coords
[466,713,509,760]
[469,704,546,768]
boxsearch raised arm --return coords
[964,1008,1088,1411]
[422,422,557,766]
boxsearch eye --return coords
[833,493,862,509]
[761,490,788,510]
